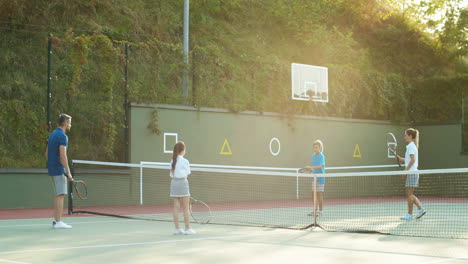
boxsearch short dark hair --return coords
[58,114,72,126]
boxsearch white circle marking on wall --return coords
[269,137,281,156]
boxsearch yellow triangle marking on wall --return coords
[220,138,233,155]
[353,144,362,158]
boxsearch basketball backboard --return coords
[291,63,328,102]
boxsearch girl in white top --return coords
[397,128,426,220]
[170,141,196,235]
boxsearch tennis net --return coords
[69,160,468,239]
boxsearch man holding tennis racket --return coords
[46,114,73,229]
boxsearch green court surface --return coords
[317,202,468,238]
[1,216,467,264]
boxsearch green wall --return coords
[130,104,407,169]
[130,104,467,169]
[418,123,468,169]
[0,169,68,209]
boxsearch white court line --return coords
[0,259,31,264]
[0,219,145,228]
[422,217,468,222]
[0,234,258,255]
[419,255,468,264]
[0,216,119,222]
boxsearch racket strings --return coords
[74,181,88,199]
[190,199,212,224]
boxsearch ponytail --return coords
[172,141,185,172]
[405,128,419,148]
[415,129,419,148]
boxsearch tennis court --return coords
[2,160,468,264]
[2,1,467,262]
[1,215,468,264]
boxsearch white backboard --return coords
[291,63,328,102]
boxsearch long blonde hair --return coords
[313,139,324,152]
[405,128,419,148]
[171,141,185,172]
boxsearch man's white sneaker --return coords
[53,221,72,229]
[400,214,413,220]
[184,229,196,235]
[174,229,185,235]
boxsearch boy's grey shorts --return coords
[312,182,325,193]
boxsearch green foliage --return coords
[0,0,467,167]
[410,74,467,122]
[128,38,185,104]
[439,6,468,59]
[0,30,48,168]
[147,110,162,135]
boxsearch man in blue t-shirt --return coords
[46,114,73,229]
[306,140,326,216]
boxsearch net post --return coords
[139,162,143,205]
[124,43,130,163]
[67,162,74,215]
[313,173,317,227]
[46,33,52,132]
[296,169,299,199]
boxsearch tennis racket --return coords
[189,197,212,224]
[298,168,312,173]
[72,180,88,200]
[386,133,401,167]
